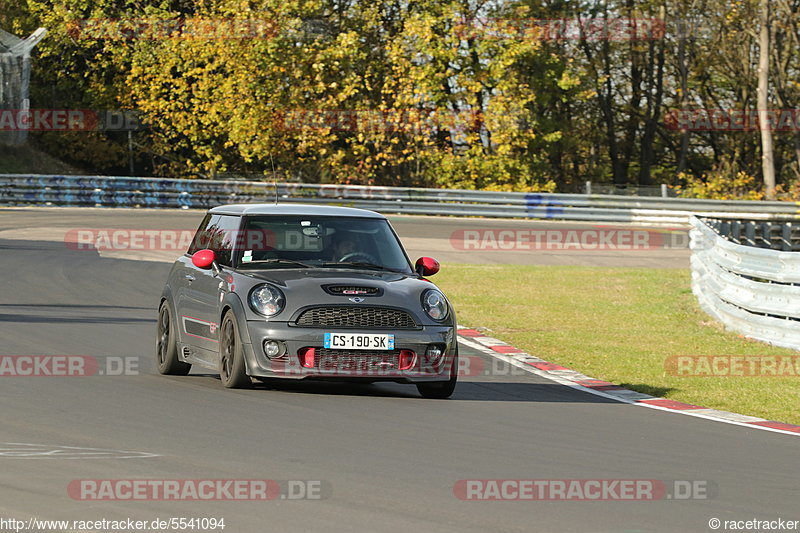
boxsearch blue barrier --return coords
[3,173,800,224]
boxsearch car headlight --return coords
[249,284,285,317]
[422,289,449,321]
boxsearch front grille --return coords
[315,348,401,372]
[325,285,380,296]
[295,306,417,329]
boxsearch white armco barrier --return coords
[690,216,800,350]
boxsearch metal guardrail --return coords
[2,174,800,224]
[702,217,800,251]
[690,215,800,350]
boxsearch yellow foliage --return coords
[675,171,764,200]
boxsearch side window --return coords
[207,215,242,267]
[187,214,216,255]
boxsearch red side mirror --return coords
[415,257,440,277]
[192,249,216,269]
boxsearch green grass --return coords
[435,264,800,425]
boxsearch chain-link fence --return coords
[0,27,47,146]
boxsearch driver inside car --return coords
[331,231,359,262]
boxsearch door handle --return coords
[184,274,196,282]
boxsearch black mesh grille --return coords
[316,349,401,372]
[296,307,417,329]
[325,285,380,295]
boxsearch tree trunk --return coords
[758,0,776,199]
[676,17,689,174]
[639,6,666,186]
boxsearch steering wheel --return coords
[339,251,379,264]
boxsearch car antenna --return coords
[270,153,278,205]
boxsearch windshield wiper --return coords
[242,259,316,269]
[322,261,405,273]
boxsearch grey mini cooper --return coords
[156,204,458,398]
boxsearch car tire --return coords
[156,301,191,376]
[219,310,252,389]
[416,354,458,399]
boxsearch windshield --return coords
[234,215,413,273]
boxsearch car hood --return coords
[240,268,430,290]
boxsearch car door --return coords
[181,214,241,360]
[175,213,212,349]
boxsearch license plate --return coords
[324,333,395,350]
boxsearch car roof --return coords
[208,203,386,219]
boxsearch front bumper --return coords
[241,321,456,382]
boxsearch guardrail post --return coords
[759,221,772,248]
[585,181,591,195]
[661,184,668,198]
[744,221,756,247]
[719,220,730,238]
[731,220,741,244]
[782,222,793,251]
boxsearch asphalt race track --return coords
[0,208,797,533]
